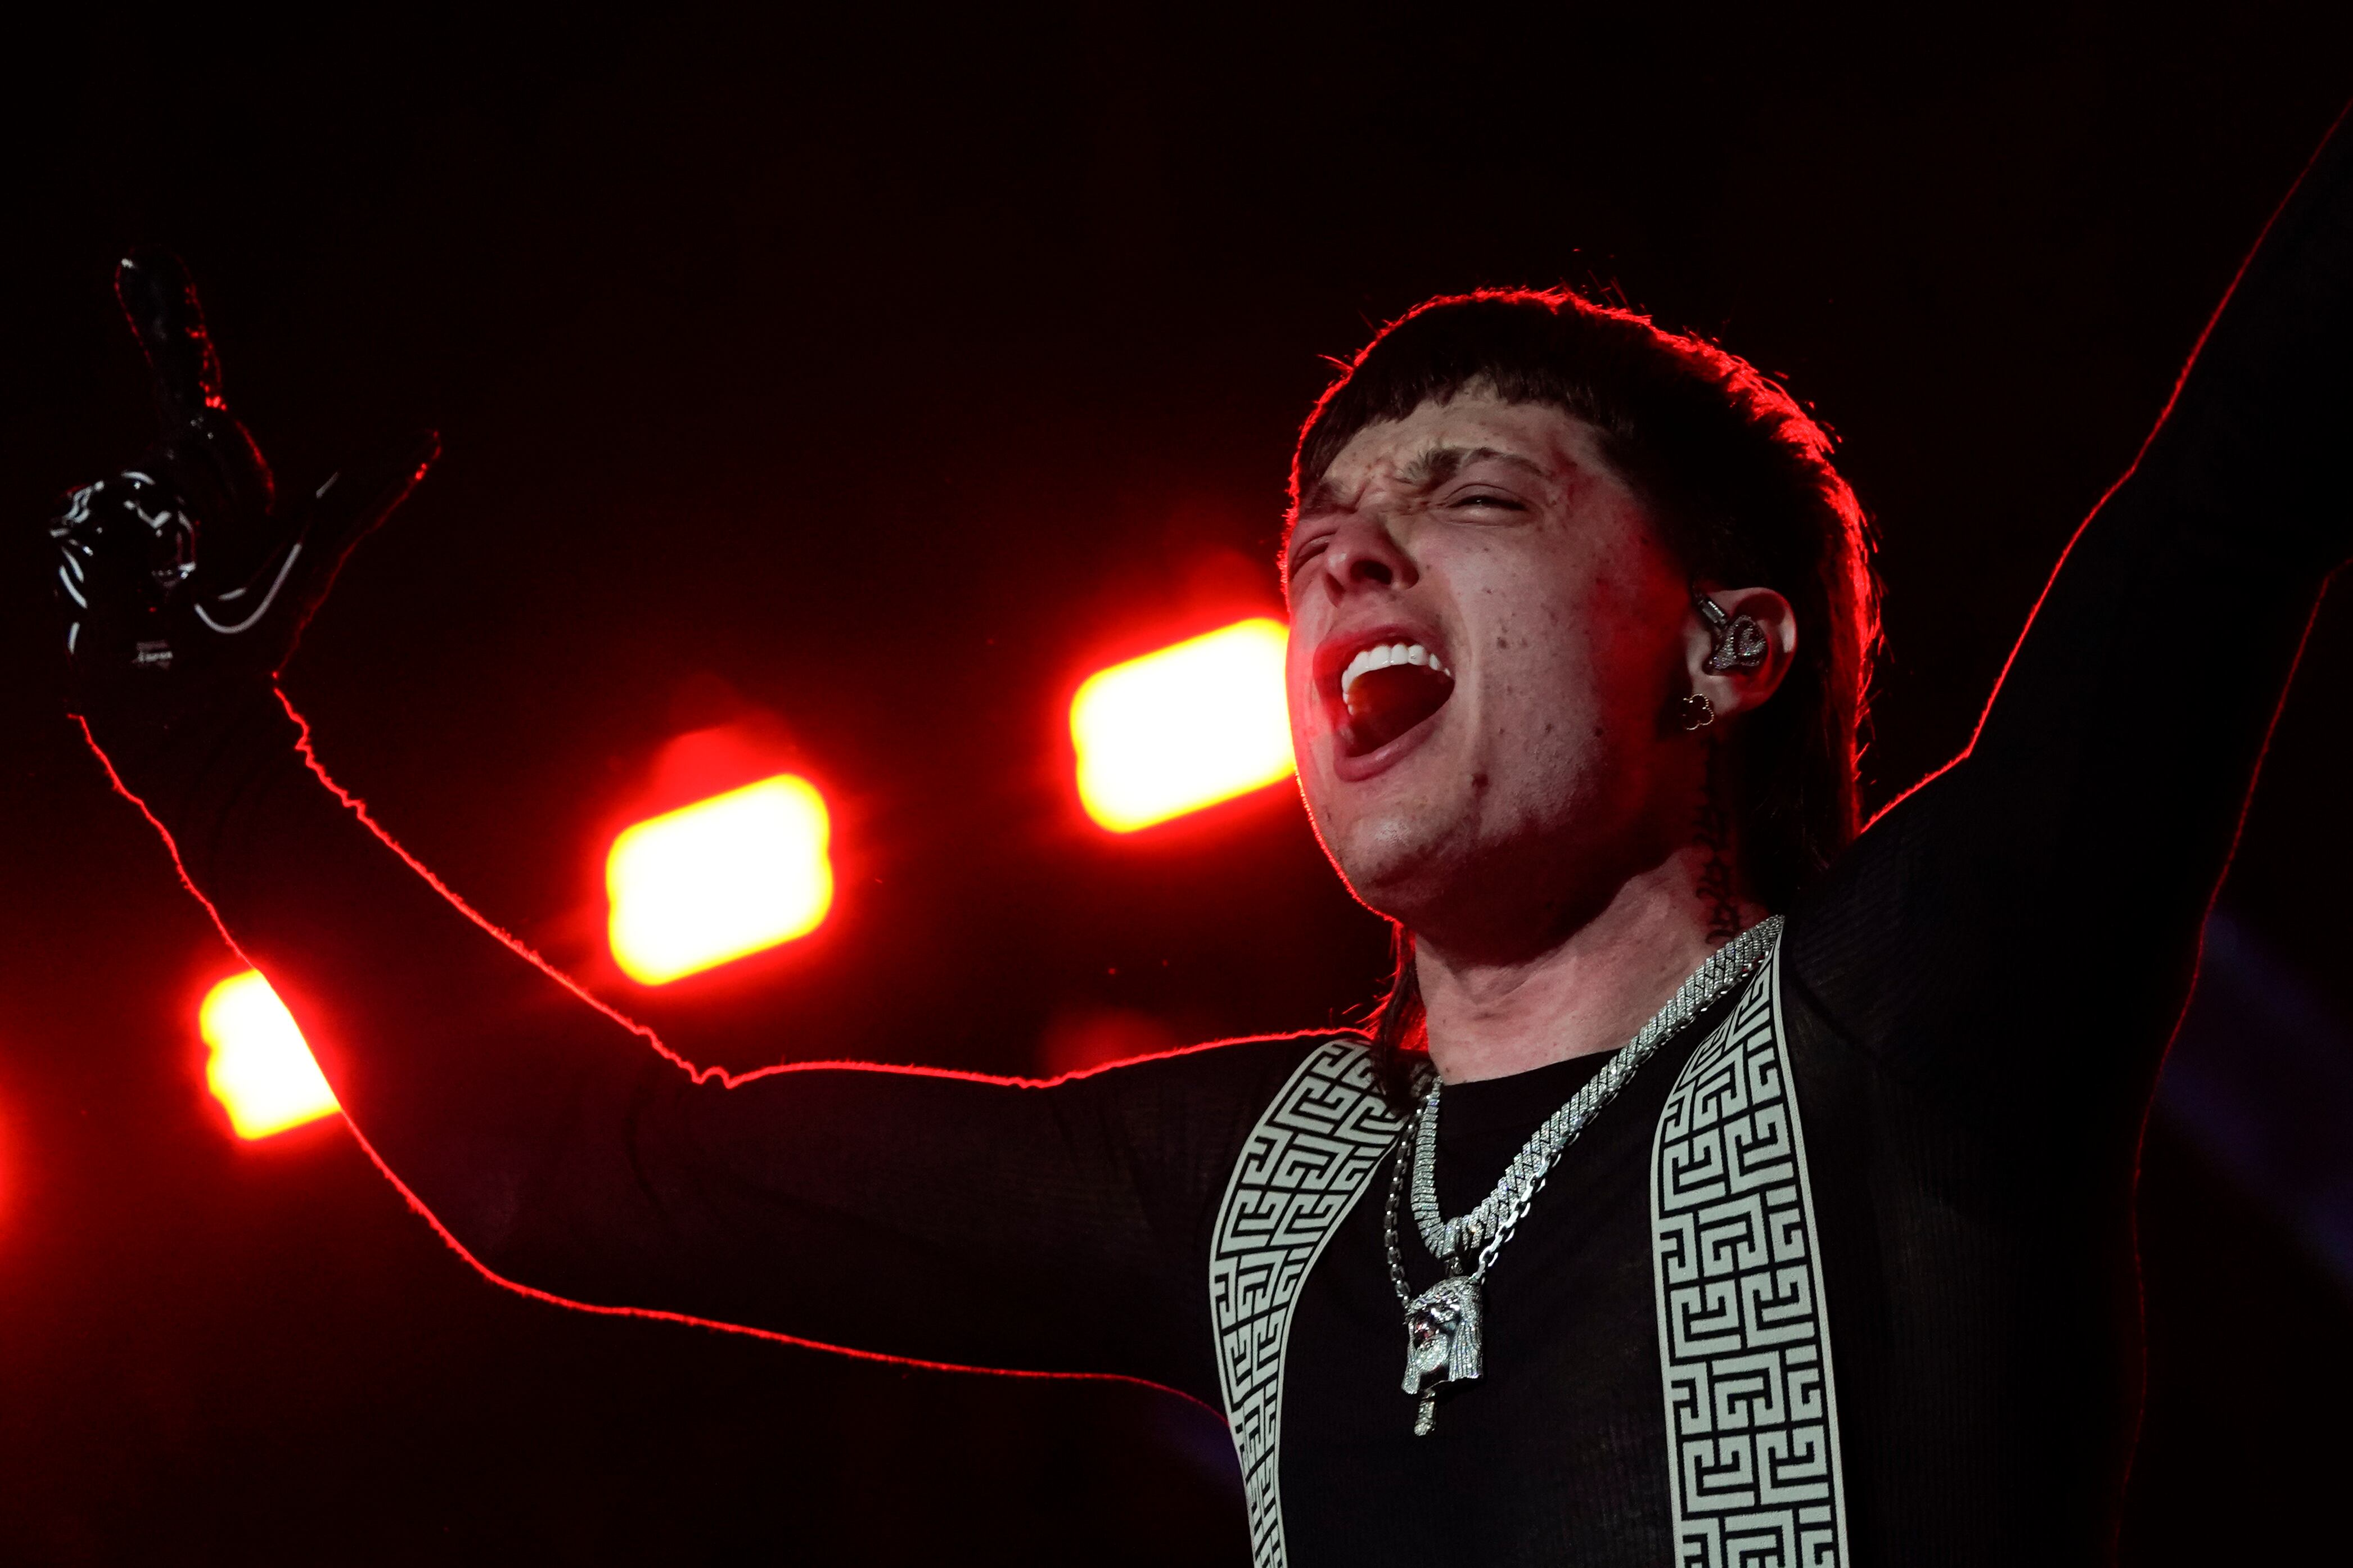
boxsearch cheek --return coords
[1479,588,1604,724]
[1472,585,1660,779]
[1285,656,1330,744]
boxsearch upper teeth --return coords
[1341,641,1449,699]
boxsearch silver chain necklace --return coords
[1385,915,1783,1436]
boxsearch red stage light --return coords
[200,970,340,1140]
[1071,617,1295,832]
[606,775,834,985]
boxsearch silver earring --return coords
[1678,693,1716,731]
[1694,590,1769,673]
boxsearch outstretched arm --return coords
[1788,108,2353,1105]
[51,254,1266,1398]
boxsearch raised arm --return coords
[1788,110,2353,1100]
[48,254,1265,1398]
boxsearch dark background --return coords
[2,4,2350,1562]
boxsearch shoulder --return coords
[1047,1031,1374,1190]
[1051,1028,1363,1117]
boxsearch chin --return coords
[1323,811,1464,925]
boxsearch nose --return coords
[1311,514,1418,602]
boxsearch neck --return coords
[1412,842,1766,1084]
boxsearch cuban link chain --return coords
[1385,915,1784,1435]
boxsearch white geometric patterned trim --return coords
[1651,939,1850,1568]
[1210,1039,1403,1568]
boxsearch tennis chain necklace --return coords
[1384,915,1783,1435]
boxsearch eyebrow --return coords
[1401,444,1548,489]
[1297,444,1548,521]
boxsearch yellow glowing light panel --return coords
[1072,617,1295,833]
[607,775,834,985]
[200,970,340,1140]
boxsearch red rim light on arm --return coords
[1071,617,1295,833]
[606,775,834,985]
[200,970,340,1140]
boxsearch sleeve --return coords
[1786,107,2353,1101]
[91,684,1287,1400]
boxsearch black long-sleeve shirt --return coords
[91,114,2352,1564]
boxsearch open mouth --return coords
[1335,638,1456,757]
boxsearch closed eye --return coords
[1445,490,1528,512]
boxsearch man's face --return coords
[1284,391,1693,952]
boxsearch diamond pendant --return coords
[1401,1272,1482,1434]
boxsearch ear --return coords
[1682,584,1798,721]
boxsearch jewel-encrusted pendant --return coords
[1401,1272,1482,1434]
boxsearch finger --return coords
[285,430,441,616]
[306,430,441,556]
[117,252,273,539]
[115,248,225,430]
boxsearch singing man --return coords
[43,111,2351,1564]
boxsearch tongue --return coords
[1345,663,1454,754]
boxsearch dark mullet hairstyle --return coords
[1291,288,1882,1107]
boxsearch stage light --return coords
[1072,617,1295,833]
[200,970,340,1140]
[607,775,833,985]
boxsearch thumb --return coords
[283,430,441,622]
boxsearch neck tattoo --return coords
[1694,737,1741,945]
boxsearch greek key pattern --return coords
[1650,943,1849,1568]
[1210,1040,1402,1568]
